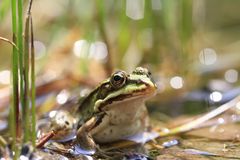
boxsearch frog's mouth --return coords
[97,82,157,112]
[124,83,156,98]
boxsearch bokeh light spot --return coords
[34,41,46,60]
[224,69,238,83]
[56,90,70,104]
[0,70,10,85]
[151,0,162,10]
[89,41,108,61]
[170,76,184,89]
[209,91,222,102]
[73,40,89,58]
[236,102,240,110]
[126,0,145,20]
[199,48,217,65]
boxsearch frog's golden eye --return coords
[110,71,127,89]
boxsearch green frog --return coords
[75,67,157,151]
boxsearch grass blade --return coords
[17,0,25,139]
[23,10,30,142]
[30,16,36,147]
[11,0,20,159]
[28,0,36,147]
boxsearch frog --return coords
[75,67,157,152]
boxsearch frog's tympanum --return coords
[76,67,157,151]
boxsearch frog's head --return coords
[94,67,157,111]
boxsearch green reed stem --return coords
[11,0,19,159]
[9,0,36,156]
[23,11,30,142]
[30,16,36,148]
[25,0,36,147]
[17,0,25,139]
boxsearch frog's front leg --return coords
[76,113,105,151]
[76,118,97,151]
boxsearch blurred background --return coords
[0,0,240,117]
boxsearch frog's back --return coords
[77,80,111,123]
[77,90,98,123]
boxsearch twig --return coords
[36,131,55,148]
[0,37,18,50]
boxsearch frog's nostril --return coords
[137,80,142,84]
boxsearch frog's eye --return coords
[110,71,127,89]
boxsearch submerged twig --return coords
[184,148,240,159]
[158,95,240,137]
